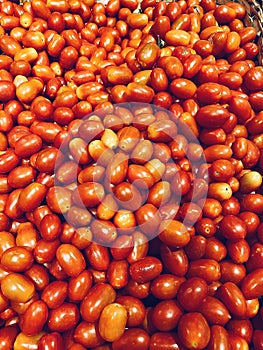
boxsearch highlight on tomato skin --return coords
[0,0,263,347]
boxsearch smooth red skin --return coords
[124,279,150,299]
[56,243,86,277]
[73,321,104,348]
[112,328,150,350]
[150,332,185,350]
[218,215,247,241]
[207,325,230,350]
[239,211,260,237]
[107,260,129,289]
[195,105,230,128]
[160,244,189,276]
[151,299,183,331]
[151,274,185,300]
[41,280,68,309]
[228,332,249,350]
[48,303,80,332]
[116,295,146,327]
[110,235,133,260]
[241,268,263,299]
[184,235,207,260]
[38,332,64,350]
[246,243,263,272]
[39,213,61,241]
[80,283,116,323]
[219,260,246,284]
[25,264,50,290]
[68,270,93,302]
[85,243,110,271]
[0,326,18,350]
[204,237,227,262]
[226,239,250,264]
[197,295,231,325]
[18,183,47,213]
[49,259,68,280]
[129,256,163,283]
[177,277,208,312]
[178,312,211,349]
[1,246,33,272]
[33,239,60,264]
[227,319,253,344]
[20,300,49,336]
[217,282,247,317]
[187,259,221,283]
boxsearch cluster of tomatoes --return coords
[1,0,263,348]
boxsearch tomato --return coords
[0,326,19,350]
[187,259,221,282]
[243,66,263,91]
[112,328,150,350]
[85,242,110,271]
[48,303,80,332]
[41,281,68,309]
[107,260,129,289]
[177,277,208,311]
[80,283,116,322]
[151,274,185,300]
[161,244,189,276]
[73,321,103,348]
[115,295,145,327]
[38,333,64,350]
[178,312,211,349]
[207,325,229,350]
[197,295,231,325]
[20,300,49,336]
[1,247,33,273]
[158,220,190,247]
[218,282,246,317]
[241,268,263,299]
[129,256,163,283]
[1,273,35,303]
[56,244,86,277]
[99,303,127,342]
[151,300,182,332]
[219,215,247,241]
[137,43,160,69]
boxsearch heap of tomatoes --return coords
[1,0,263,348]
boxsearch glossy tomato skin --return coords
[0,326,19,350]
[41,281,68,309]
[151,274,185,300]
[48,303,80,332]
[73,321,104,348]
[160,245,189,276]
[98,302,127,342]
[197,295,231,325]
[178,312,211,349]
[38,332,64,350]
[150,332,185,350]
[177,277,208,312]
[226,319,253,344]
[217,282,247,318]
[20,300,49,336]
[116,295,146,327]
[112,328,150,350]
[80,283,116,322]
[129,256,163,283]
[207,325,230,350]
[241,268,263,299]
